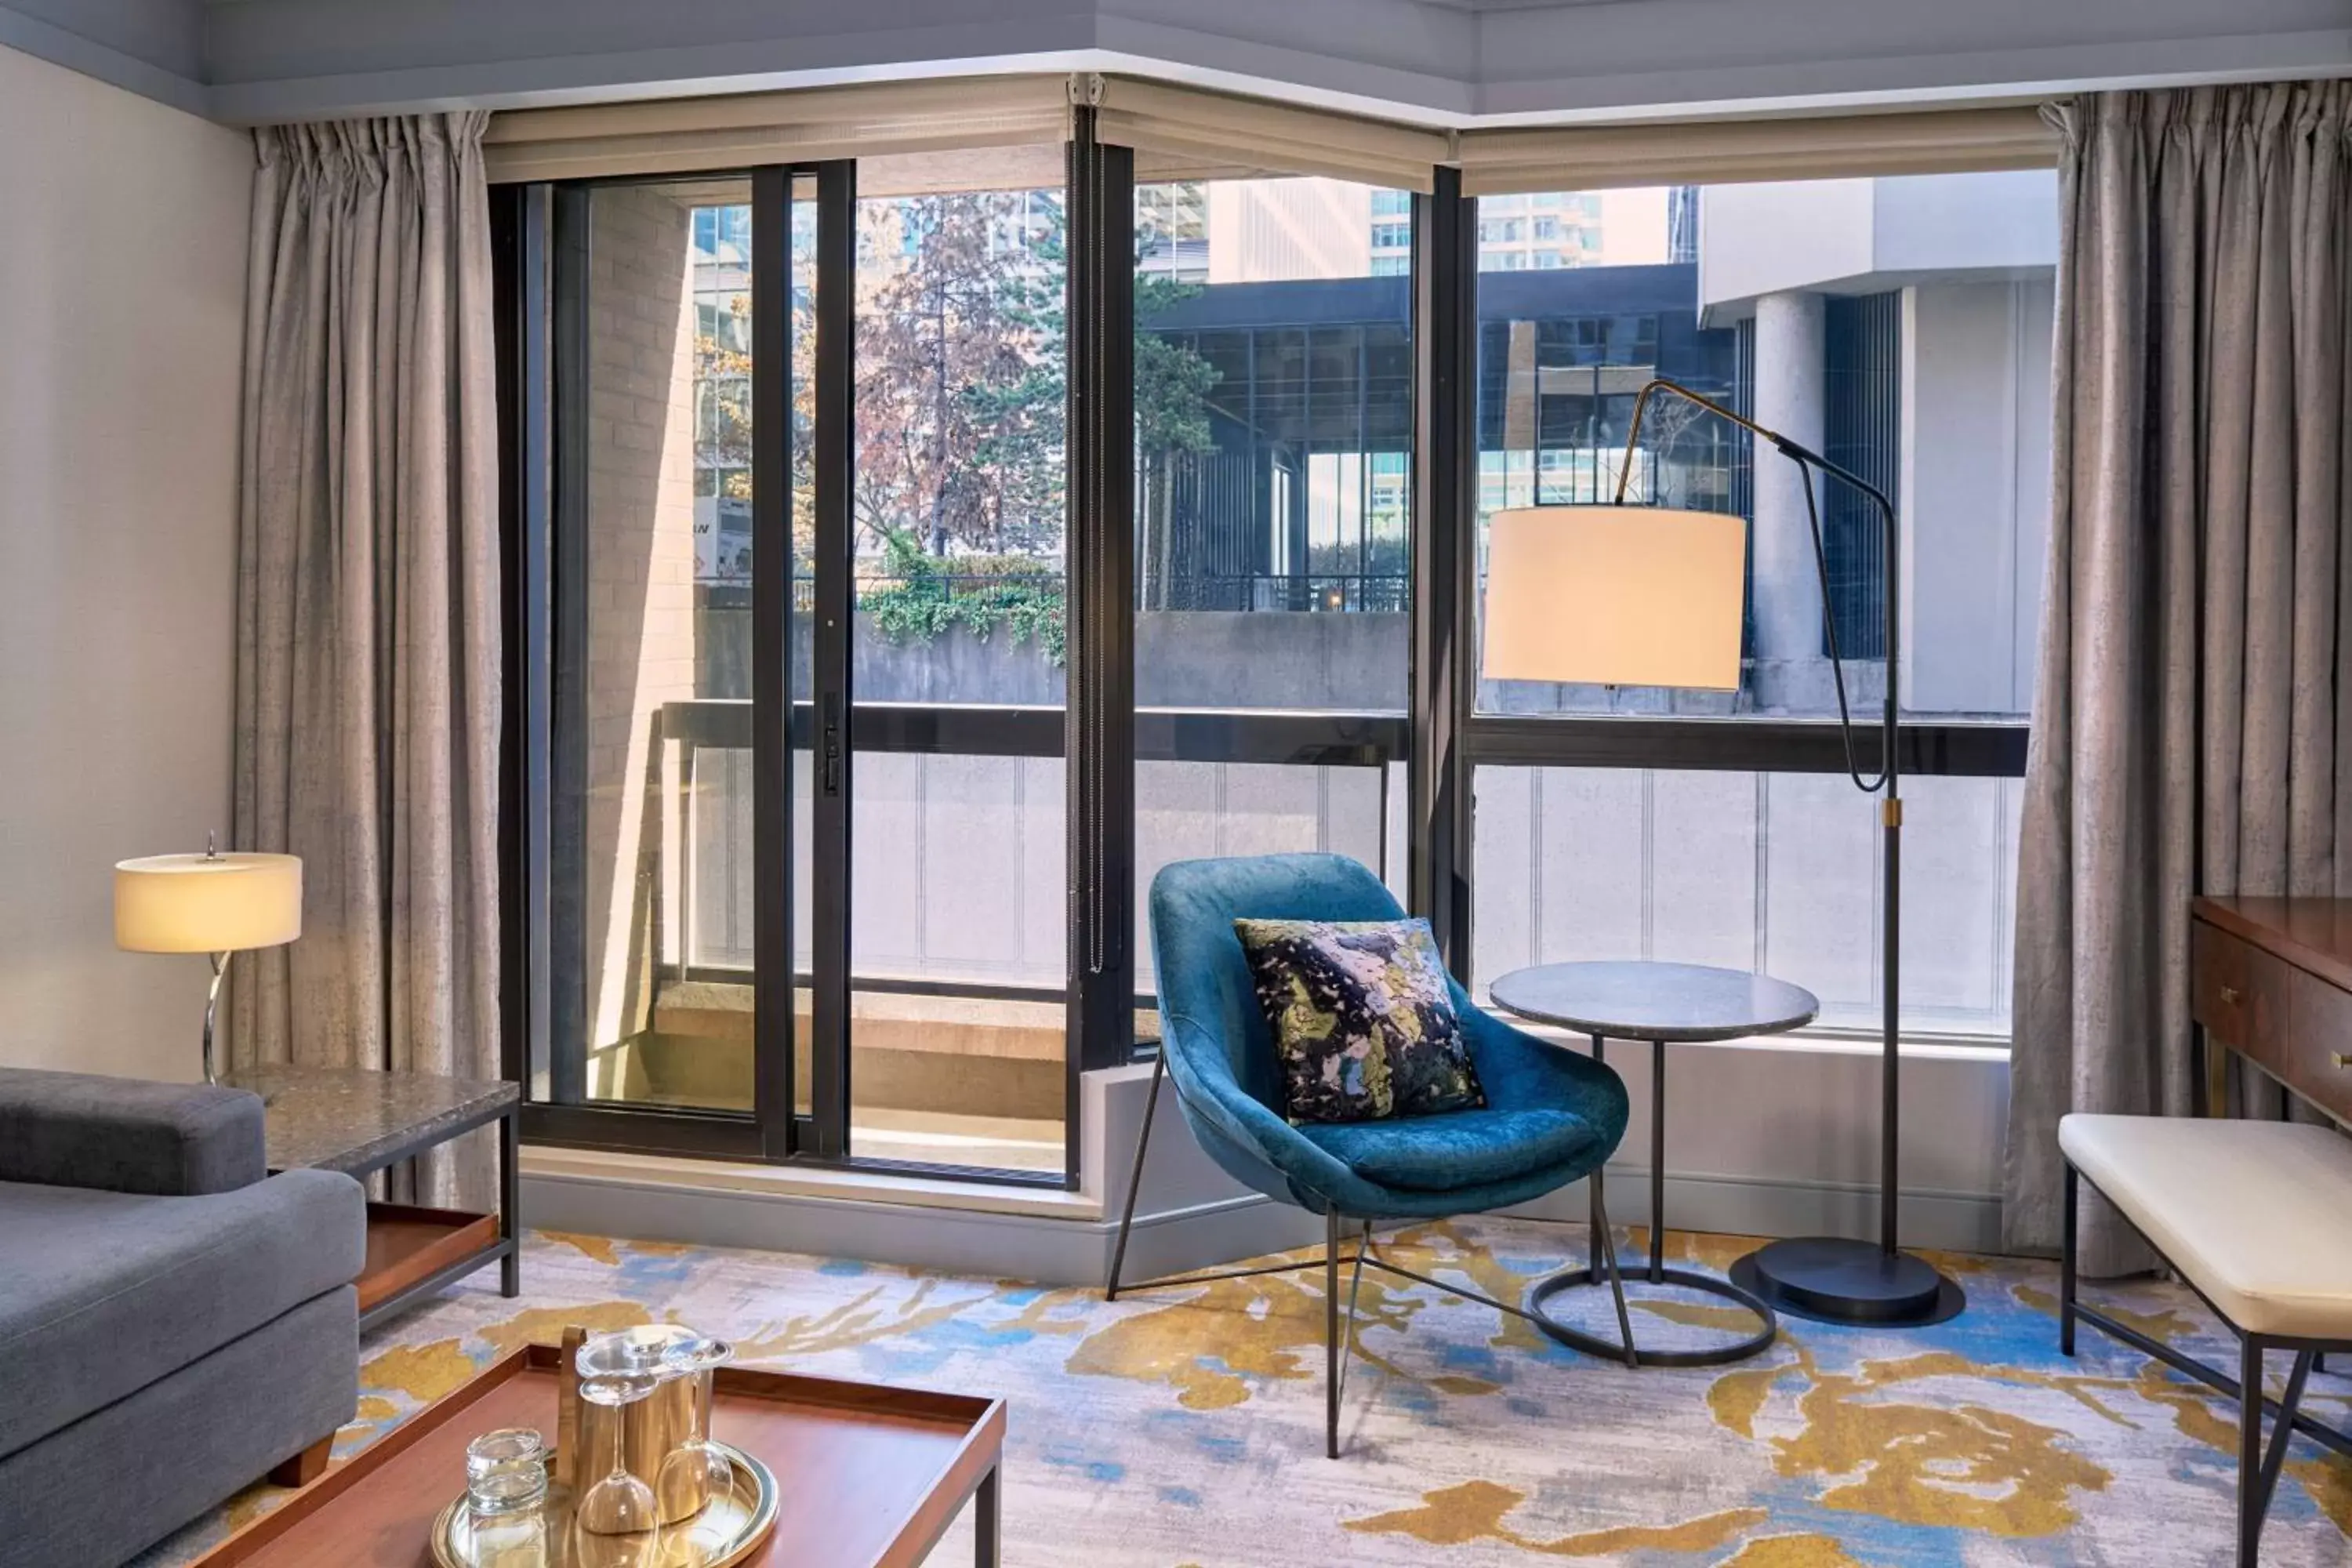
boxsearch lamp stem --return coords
[204,951,227,1085]
[1614,377,1906,1256]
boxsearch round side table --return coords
[1490,960,1820,1369]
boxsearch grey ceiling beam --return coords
[0,0,209,116]
[11,0,2348,129]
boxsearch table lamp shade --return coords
[114,852,302,953]
[1482,505,1748,691]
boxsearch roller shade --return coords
[1454,106,2060,195]
[482,71,2057,196]
[483,74,1075,184]
[1090,77,1448,192]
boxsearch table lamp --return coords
[115,837,302,1084]
[1479,377,1962,1330]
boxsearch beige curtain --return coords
[232,114,503,1208]
[2007,82,2352,1272]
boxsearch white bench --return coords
[2060,1112,2352,1566]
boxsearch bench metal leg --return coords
[2241,1338,2265,1566]
[2060,1161,2078,1357]
[2238,1338,2315,1568]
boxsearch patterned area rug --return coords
[148,1219,2352,1566]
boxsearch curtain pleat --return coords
[2006,83,2352,1272]
[233,114,503,1208]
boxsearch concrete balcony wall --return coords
[1697,180,1875,318]
[1698,170,2060,321]
[1874,170,2062,278]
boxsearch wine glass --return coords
[656,1332,736,1512]
[575,1371,661,1537]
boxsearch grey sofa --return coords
[0,1068,365,1568]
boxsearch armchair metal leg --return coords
[1105,1053,1167,1301]
[1327,1209,1341,1458]
[2237,1337,2316,1566]
[1324,1213,1369,1459]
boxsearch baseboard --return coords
[520,1168,1319,1288]
[519,1057,2003,1285]
[521,1158,1998,1288]
[1503,1164,2004,1256]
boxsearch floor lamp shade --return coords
[114,853,302,953]
[1481,506,1747,691]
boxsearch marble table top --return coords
[218,1063,519,1175]
[1488,960,1819,1043]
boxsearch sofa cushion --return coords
[1298,1105,1605,1192]
[0,1168,365,1457]
[0,1067,264,1196]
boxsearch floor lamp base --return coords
[1728,1236,1966,1327]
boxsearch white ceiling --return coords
[4,0,2347,126]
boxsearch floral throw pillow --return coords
[1233,916,1486,1125]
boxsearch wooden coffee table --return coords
[191,1343,1006,1566]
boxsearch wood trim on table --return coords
[2190,897,2352,1125]
[356,1205,502,1314]
[2194,897,2352,996]
[189,1342,1009,1566]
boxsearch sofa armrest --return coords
[0,1066,266,1195]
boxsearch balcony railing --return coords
[699,574,1412,617]
[647,700,1409,994]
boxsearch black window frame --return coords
[492,149,2036,1194]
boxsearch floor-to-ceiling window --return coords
[1462,170,2054,1039]
[493,105,2052,1189]
[1131,172,1415,1033]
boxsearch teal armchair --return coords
[1107,853,1635,1455]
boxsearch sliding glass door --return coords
[507,148,1085,1182]
[844,149,1072,1176]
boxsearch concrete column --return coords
[1750,290,1827,668]
[1899,281,2053,717]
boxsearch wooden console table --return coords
[2189,897,2352,1123]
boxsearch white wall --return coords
[0,43,251,1080]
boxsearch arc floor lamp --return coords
[1482,376,1962,1328]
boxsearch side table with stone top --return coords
[1490,960,1820,1368]
[220,1065,521,1331]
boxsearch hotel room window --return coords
[1466,171,2056,1039]
[1131,174,1416,1004]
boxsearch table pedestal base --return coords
[1728,1236,1966,1327]
[1526,1265,1780,1368]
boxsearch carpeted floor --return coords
[148,1218,2352,1566]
